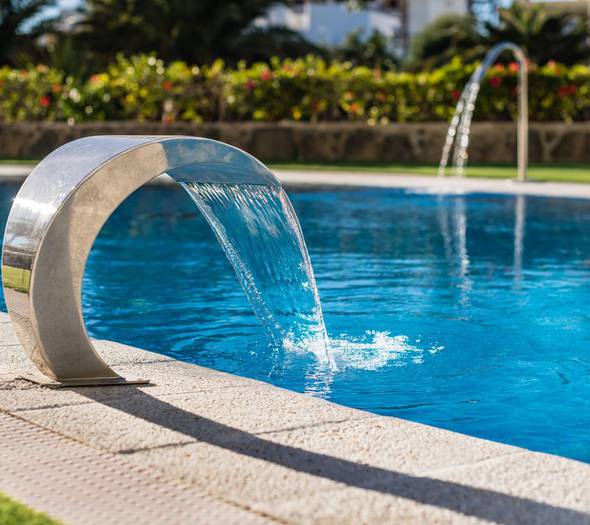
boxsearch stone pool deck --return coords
[4,163,590,198]
[1,312,590,525]
[277,170,590,199]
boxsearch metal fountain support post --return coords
[1,136,281,387]
[439,42,528,181]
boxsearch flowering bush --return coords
[0,65,67,122]
[74,55,227,122]
[1,55,590,124]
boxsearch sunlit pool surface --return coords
[0,183,589,462]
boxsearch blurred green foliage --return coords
[410,3,590,70]
[407,14,484,71]
[486,3,590,66]
[1,54,589,124]
[72,0,316,65]
[3,0,587,82]
[0,0,55,66]
[335,30,398,70]
[0,490,61,525]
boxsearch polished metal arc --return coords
[1,135,281,386]
[439,42,529,181]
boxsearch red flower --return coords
[451,90,461,101]
[39,95,50,108]
[260,70,272,81]
[558,85,577,98]
[509,62,519,72]
[494,63,505,72]
[489,76,502,88]
[162,80,174,91]
[547,60,563,74]
[244,79,257,90]
[90,74,101,84]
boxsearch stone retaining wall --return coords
[1,121,588,163]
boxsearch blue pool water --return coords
[1,183,589,462]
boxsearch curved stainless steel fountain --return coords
[1,136,288,387]
[439,42,528,181]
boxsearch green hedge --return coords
[1,55,589,124]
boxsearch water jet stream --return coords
[439,42,528,181]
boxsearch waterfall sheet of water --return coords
[182,181,335,367]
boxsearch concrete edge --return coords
[3,164,590,199]
[1,311,590,524]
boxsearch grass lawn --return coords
[0,158,38,165]
[269,162,590,183]
[1,158,589,183]
[0,491,60,525]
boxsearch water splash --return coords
[329,332,443,371]
[303,331,444,397]
[182,182,334,366]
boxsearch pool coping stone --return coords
[3,163,590,199]
[1,312,590,524]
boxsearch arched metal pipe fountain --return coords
[1,136,289,387]
[439,42,528,181]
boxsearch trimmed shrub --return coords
[1,55,589,124]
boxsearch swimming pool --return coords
[1,183,589,462]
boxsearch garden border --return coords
[2,121,590,163]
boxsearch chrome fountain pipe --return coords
[439,42,528,181]
[1,136,281,387]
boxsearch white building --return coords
[257,0,469,53]
[257,1,400,47]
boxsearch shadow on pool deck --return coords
[79,387,590,525]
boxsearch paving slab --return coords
[433,451,590,513]
[4,385,373,453]
[0,411,274,525]
[1,311,590,524]
[119,416,520,506]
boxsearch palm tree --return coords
[74,0,308,65]
[486,3,590,65]
[336,29,398,69]
[0,0,55,65]
[406,14,485,70]
[406,3,590,70]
